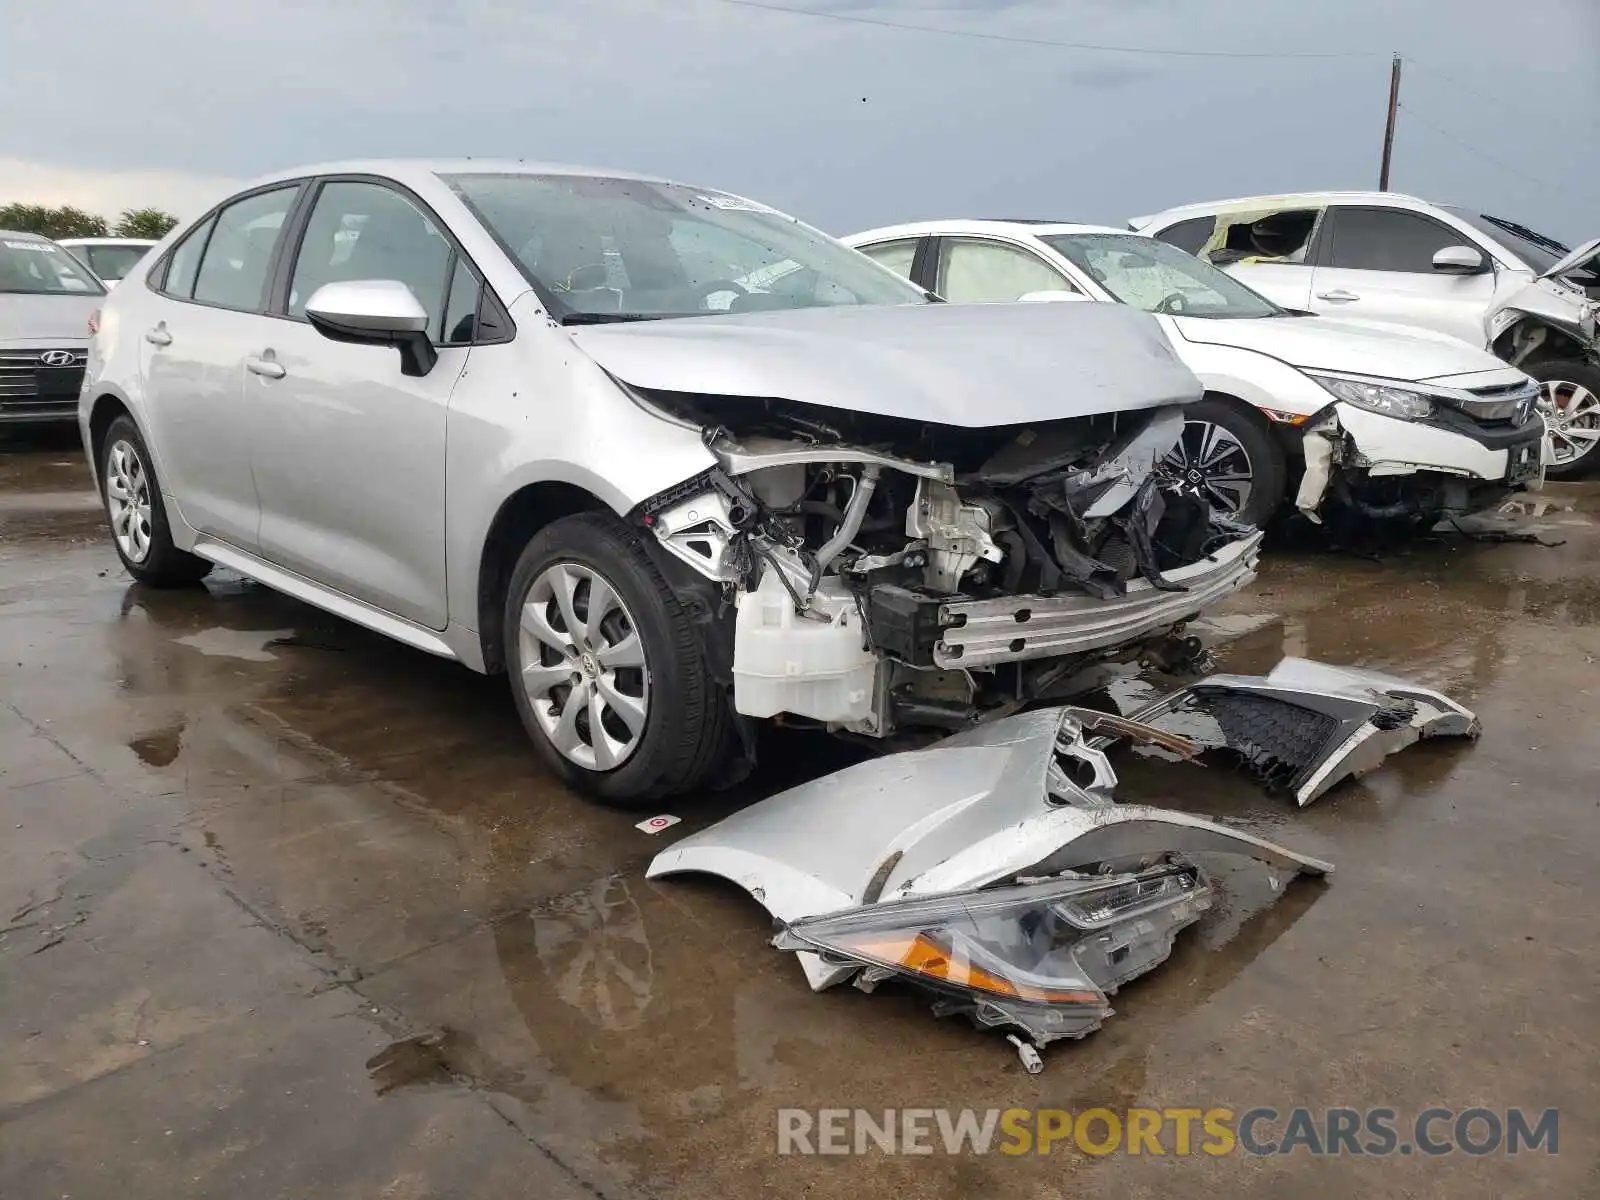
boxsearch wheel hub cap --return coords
[1539,380,1600,467]
[1161,419,1255,516]
[516,563,651,771]
[104,439,154,564]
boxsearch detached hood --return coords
[0,293,100,343]
[569,301,1201,428]
[1169,312,1505,381]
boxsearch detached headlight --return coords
[1306,372,1437,420]
[773,861,1210,1040]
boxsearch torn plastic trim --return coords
[1097,656,1481,807]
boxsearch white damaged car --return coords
[81,160,1261,804]
[845,220,1547,529]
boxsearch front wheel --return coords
[503,512,736,807]
[1527,359,1600,480]
[1161,397,1286,527]
[99,415,212,587]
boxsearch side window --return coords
[1152,217,1213,257]
[936,239,1076,302]
[440,255,481,345]
[1207,208,1320,266]
[191,187,298,310]
[1324,208,1464,273]
[858,239,918,279]
[159,217,214,297]
[287,181,452,331]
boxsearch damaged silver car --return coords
[84,160,1261,804]
[649,658,1478,1065]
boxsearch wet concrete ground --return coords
[3,428,1598,1198]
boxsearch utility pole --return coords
[1379,54,1402,190]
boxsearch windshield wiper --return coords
[1481,215,1570,256]
[559,312,670,326]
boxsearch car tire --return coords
[99,415,213,587]
[1527,359,1600,480]
[1164,396,1286,527]
[503,511,736,807]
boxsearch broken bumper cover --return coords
[647,702,1330,1053]
[1103,657,1481,806]
[930,531,1263,668]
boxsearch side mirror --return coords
[1017,289,1090,303]
[1432,245,1488,275]
[305,279,438,377]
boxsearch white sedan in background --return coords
[845,220,1547,528]
[57,238,159,287]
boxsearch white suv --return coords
[1132,192,1600,476]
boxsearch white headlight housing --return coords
[1306,371,1438,420]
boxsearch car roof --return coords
[1130,190,1436,229]
[0,229,53,243]
[847,218,1135,243]
[233,157,682,195]
[56,237,159,247]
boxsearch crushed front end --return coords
[638,397,1261,739]
[1291,373,1547,527]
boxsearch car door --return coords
[139,183,303,549]
[1308,205,1499,342]
[245,177,473,630]
[931,237,1082,302]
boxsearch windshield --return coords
[82,243,152,281]
[1044,233,1280,318]
[445,173,927,322]
[1442,208,1570,273]
[0,238,105,296]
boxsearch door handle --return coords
[246,354,286,380]
[144,326,172,347]
[1316,289,1360,302]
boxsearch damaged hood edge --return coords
[570,300,1202,428]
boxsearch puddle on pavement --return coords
[173,627,298,662]
[128,723,184,767]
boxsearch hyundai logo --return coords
[39,350,76,367]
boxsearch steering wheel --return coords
[692,278,750,310]
[1155,292,1189,315]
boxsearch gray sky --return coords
[5,0,1597,241]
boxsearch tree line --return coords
[0,203,180,241]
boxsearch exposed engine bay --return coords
[634,390,1263,738]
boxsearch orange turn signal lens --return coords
[838,932,1102,1005]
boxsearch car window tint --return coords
[936,239,1074,302]
[87,244,148,281]
[858,239,917,279]
[1152,217,1213,256]
[162,217,214,297]
[288,182,453,327]
[441,255,481,344]
[191,187,297,310]
[1326,208,1463,273]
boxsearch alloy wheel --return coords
[105,439,154,563]
[1540,380,1600,469]
[517,562,651,771]
[1161,420,1255,516]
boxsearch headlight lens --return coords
[773,861,1210,1020]
[1308,372,1437,420]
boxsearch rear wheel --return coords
[99,415,212,586]
[1161,396,1286,527]
[503,512,736,806]
[1527,359,1600,479]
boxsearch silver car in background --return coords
[0,230,102,424]
[80,159,1260,804]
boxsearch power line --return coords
[1396,101,1582,198]
[710,0,1381,59]
[1402,56,1581,131]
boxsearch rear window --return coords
[84,243,152,281]
[0,238,105,295]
